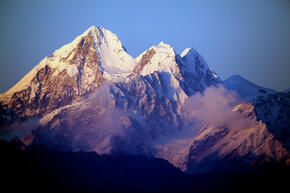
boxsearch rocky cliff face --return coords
[252,91,290,151]
[2,33,103,120]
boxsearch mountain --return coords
[0,26,136,123]
[0,26,289,175]
[133,42,220,96]
[20,39,221,155]
[223,75,276,98]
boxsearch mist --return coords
[152,85,259,169]
[183,85,256,131]
[0,118,40,141]
[44,82,151,154]
[2,83,257,158]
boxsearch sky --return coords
[0,0,289,92]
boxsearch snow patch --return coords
[180,48,191,57]
[66,64,79,77]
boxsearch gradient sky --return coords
[0,0,289,92]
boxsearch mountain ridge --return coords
[2,139,289,193]
[224,74,277,98]
[0,26,220,121]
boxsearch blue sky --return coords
[0,0,289,92]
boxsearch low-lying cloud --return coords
[183,85,254,131]
[1,83,257,158]
[0,118,40,141]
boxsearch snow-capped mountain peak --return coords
[65,25,137,80]
[0,26,139,120]
[134,41,178,76]
[85,26,137,80]
[178,47,208,73]
[176,47,221,95]
[2,26,137,97]
[158,41,173,48]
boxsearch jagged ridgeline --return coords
[0,26,289,174]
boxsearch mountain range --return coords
[1,139,288,193]
[0,26,289,175]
